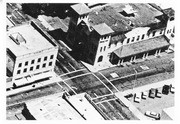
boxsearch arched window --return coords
[98,56,103,62]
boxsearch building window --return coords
[36,65,40,69]
[100,47,103,52]
[131,37,135,42]
[50,55,54,59]
[127,38,130,44]
[137,35,140,41]
[30,67,33,71]
[38,58,41,62]
[98,56,103,62]
[173,27,175,33]
[49,62,52,66]
[18,63,22,68]
[142,34,145,40]
[42,63,46,68]
[104,46,106,51]
[31,60,35,64]
[160,29,163,34]
[169,29,172,33]
[44,56,47,61]
[23,68,27,73]
[25,61,28,66]
[17,70,21,74]
[152,31,156,37]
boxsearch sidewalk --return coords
[6,75,62,96]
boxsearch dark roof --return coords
[88,3,163,33]
[71,3,91,15]
[114,35,169,58]
[163,8,175,18]
[92,23,114,35]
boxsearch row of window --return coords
[126,29,164,44]
[127,34,145,44]
[100,46,106,52]
[167,28,174,34]
[18,55,54,68]
[17,61,53,74]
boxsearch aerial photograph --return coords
[6,2,175,120]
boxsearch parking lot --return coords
[129,86,174,120]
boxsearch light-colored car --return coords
[165,49,174,54]
[142,91,148,99]
[156,89,162,98]
[134,93,141,103]
[145,111,160,120]
[170,84,175,93]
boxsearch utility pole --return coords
[133,68,137,89]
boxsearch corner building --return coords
[67,3,174,71]
[7,21,58,86]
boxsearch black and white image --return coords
[6,2,175,120]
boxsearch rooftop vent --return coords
[9,33,26,45]
[120,4,136,17]
[120,10,135,17]
[128,20,135,27]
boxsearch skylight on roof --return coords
[120,4,136,17]
[9,32,26,45]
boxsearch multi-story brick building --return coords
[67,3,174,71]
[7,21,58,87]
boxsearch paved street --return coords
[7,52,174,119]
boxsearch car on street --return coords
[149,88,156,98]
[145,111,160,120]
[142,91,148,99]
[155,89,162,98]
[162,85,170,95]
[134,92,141,103]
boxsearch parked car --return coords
[134,93,141,103]
[155,89,162,98]
[149,88,156,98]
[170,84,175,93]
[145,111,160,120]
[142,91,148,99]
[162,85,170,95]
[125,93,133,100]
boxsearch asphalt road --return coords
[7,50,174,120]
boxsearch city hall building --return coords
[67,3,174,71]
[7,21,58,87]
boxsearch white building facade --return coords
[7,21,58,87]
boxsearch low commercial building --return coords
[22,93,84,120]
[6,21,58,87]
[64,93,104,120]
[161,107,174,120]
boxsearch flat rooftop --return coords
[114,35,169,58]
[88,3,163,33]
[7,23,55,57]
[66,93,104,120]
[25,93,84,120]
[38,15,68,32]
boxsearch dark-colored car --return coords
[149,88,156,98]
[162,85,170,95]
